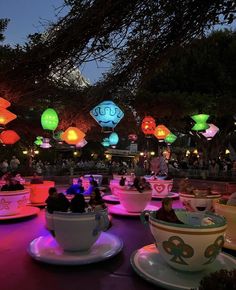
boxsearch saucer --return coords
[102,194,120,203]
[108,204,158,216]
[152,192,179,200]
[0,206,40,220]
[224,236,236,251]
[28,232,123,265]
[131,244,236,290]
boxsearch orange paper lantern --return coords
[0,109,17,125]
[141,116,156,136]
[0,97,11,109]
[62,127,85,145]
[154,125,170,140]
[0,130,20,144]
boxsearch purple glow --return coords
[201,124,219,140]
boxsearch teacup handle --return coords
[93,212,109,236]
[140,210,152,226]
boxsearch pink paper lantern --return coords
[201,124,219,140]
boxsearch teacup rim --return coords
[148,209,227,229]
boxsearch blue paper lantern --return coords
[109,132,119,146]
[101,138,110,147]
[90,100,124,132]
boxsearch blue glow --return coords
[101,138,110,147]
[109,132,119,145]
[90,100,124,129]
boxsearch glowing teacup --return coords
[0,189,30,216]
[215,202,236,248]
[180,192,221,212]
[141,209,227,272]
[147,178,173,197]
[27,181,55,204]
[116,186,152,212]
[52,210,110,251]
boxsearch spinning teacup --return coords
[27,181,55,204]
[0,189,30,216]
[147,178,173,197]
[52,210,110,251]
[141,209,227,272]
[116,186,152,212]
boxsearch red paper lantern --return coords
[0,98,11,109]
[0,130,20,144]
[154,125,170,141]
[62,127,85,145]
[141,116,156,136]
[0,108,17,125]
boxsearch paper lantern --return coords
[41,108,59,131]
[201,124,219,140]
[90,100,124,132]
[154,125,170,141]
[102,138,110,147]
[34,136,43,146]
[40,138,52,148]
[76,138,88,148]
[165,132,177,144]
[128,133,138,143]
[0,130,20,144]
[109,132,119,146]
[191,114,210,131]
[0,109,17,125]
[62,127,85,145]
[141,116,156,136]
[0,98,11,109]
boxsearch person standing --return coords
[10,156,20,172]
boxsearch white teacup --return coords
[215,201,236,247]
[141,209,227,272]
[52,210,109,251]
[0,189,30,216]
[147,178,173,197]
[180,192,221,212]
[116,186,152,212]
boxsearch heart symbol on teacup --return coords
[154,183,165,193]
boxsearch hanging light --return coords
[40,138,52,148]
[76,138,88,148]
[41,108,59,131]
[34,136,43,146]
[154,125,170,141]
[0,130,20,144]
[0,109,17,126]
[128,133,138,143]
[62,127,85,145]
[165,132,177,144]
[201,124,219,140]
[101,138,110,147]
[0,97,11,109]
[90,100,124,132]
[191,114,210,131]
[141,116,156,137]
[109,132,119,147]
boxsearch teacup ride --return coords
[144,176,177,199]
[215,201,236,250]
[26,181,55,206]
[130,210,236,290]
[0,189,39,220]
[108,186,158,216]
[180,190,221,212]
[29,209,123,265]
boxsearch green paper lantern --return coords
[165,132,177,144]
[34,136,43,146]
[41,108,59,131]
[191,114,209,123]
[191,123,209,131]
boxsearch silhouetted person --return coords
[88,188,106,211]
[119,176,126,186]
[66,178,84,195]
[155,197,183,224]
[46,187,70,213]
[70,193,87,213]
